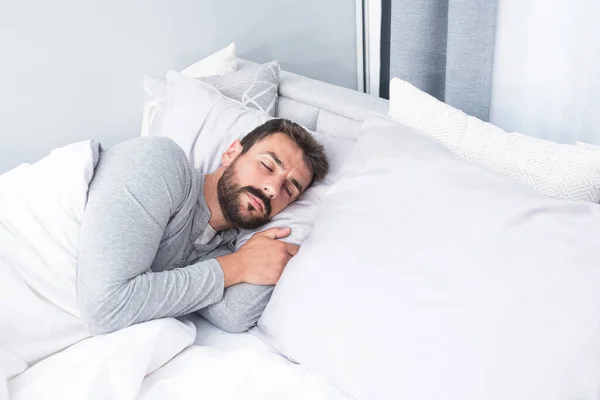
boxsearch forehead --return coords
[247,133,313,184]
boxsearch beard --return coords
[217,159,272,230]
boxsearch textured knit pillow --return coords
[577,141,600,152]
[388,77,600,203]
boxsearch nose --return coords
[263,183,278,198]
[263,177,284,198]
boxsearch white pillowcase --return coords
[256,116,600,400]
[388,77,600,203]
[159,70,355,247]
[577,141,600,152]
[140,42,237,137]
[180,42,237,79]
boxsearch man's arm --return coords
[77,137,225,334]
[197,283,274,333]
[197,230,299,333]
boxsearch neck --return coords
[203,172,233,232]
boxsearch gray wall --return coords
[490,0,600,145]
[0,0,357,173]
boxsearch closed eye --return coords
[284,185,292,197]
[261,162,273,172]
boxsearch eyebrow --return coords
[264,151,304,193]
[265,151,284,169]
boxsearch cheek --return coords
[270,196,292,216]
[234,161,261,188]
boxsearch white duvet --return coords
[0,141,349,400]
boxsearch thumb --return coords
[258,227,291,240]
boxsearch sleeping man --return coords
[77,119,328,334]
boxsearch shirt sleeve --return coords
[77,136,224,334]
[197,281,274,333]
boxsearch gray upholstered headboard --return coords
[237,59,389,141]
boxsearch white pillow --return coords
[160,71,355,247]
[255,116,600,400]
[577,141,600,152]
[180,42,237,79]
[140,42,237,137]
[388,77,600,203]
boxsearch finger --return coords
[286,243,300,256]
[257,227,291,240]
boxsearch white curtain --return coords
[490,0,600,145]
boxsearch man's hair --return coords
[240,119,329,186]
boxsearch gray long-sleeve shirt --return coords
[77,136,274,334]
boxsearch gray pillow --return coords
[200,61,280,116]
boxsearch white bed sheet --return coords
[138,316,354,400]
[9,317,353,400]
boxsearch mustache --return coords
[242,186,272,216]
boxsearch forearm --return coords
[200,231,293,332]
[197,281,274,333]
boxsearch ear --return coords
[221,140,243,167]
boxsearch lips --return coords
[247,192,264,213]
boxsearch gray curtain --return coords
[388,0,497,121]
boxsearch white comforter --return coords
[0,141,349,400]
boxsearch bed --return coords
[4,53,600,400]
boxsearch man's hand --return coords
[217,227,299,287]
